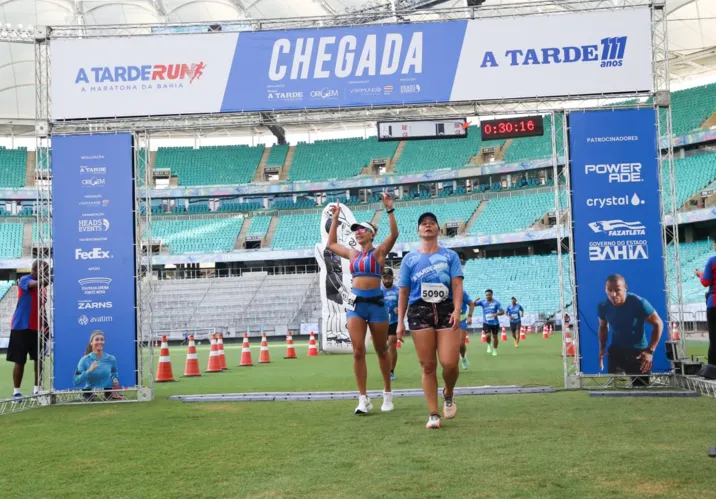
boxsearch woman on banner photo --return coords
[73,330,124,401]
[326,193,398,415]
[597,274,664,384]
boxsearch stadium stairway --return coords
[264,216,280,247]
[388,141,406,173]
[235,220,251,250]
[22,223,32,256]
[463,202,487,232]
[25,150,36,186]
[279,146,296,181]
[253,147,272,182]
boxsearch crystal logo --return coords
[75,248,112,260]
[586,193,645,208]
[585,162,642,183]
[588,240,648,261]
[588,220,646,236]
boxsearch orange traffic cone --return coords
[308,332,319,356]
[671,322,681,341]
[155,335,176,382]
[480,330,487,343]
[217,333,228,371]
[397,339,403,348]
[239,333,254,367]
[542,326,549,339]
[182,334,202,377]
[527,325,533,335]
[563,331,576,357]
[284,332,298,359]
[464,333,470,344]
[520,325,526,341]
[501,327,507,341]
[258,332,271,364]
[205,333,223,373]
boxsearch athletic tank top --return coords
[350,248,382,278]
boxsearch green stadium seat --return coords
[247,215,271,237]
[149,218,244,255]
[0,223,23,258]
[469,192,555,235]
[662,152,716,213]
[0,147,27,188]
[266,144,289,167]
[154,145,264,186]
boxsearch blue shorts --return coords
[460,320,468,330]
[346,288,389,323]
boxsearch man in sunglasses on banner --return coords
[597,274,663,385]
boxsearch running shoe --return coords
[12,393,22,402]
[381,391,394,412]
[492,349,498,357]
[461,356,469,370]
[443,390,457,419]
[514,339,519,348]
[486,344,493,354]
[390,371,396,381]
[426,414,442,429]
[354,395,373,415]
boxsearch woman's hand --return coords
[331,203,341,221]
[396,322,406,341]
[449,309,461,331]
[382,192,394,211]
[695,268,703,278]
[88,361,99,373]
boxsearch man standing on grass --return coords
[598,274,663,385]
[7,260,49,398]
[474,290,504,356]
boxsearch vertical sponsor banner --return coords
[314,205,358,353]
[570,109,669,375]
[52,134,137,390]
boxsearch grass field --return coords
[1,336,715,499]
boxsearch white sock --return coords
[33,386,40,394]
[13,388,21,395]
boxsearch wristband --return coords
[386,208,395,214]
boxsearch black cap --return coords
[382,267,394,277]
[418,212,438,226]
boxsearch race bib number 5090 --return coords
[421,283,449,303]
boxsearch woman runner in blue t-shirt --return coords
[327,193,398,415]
[397,212,464,429]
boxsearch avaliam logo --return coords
[75,63,206,84]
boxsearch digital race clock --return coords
[480,115,544,141]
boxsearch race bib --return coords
[421,282,449,303]
[342,290,357,311]
[511,314,518,320]
[486,313,495,321]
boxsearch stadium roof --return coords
[0,0,714,132]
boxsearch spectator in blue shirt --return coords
[505,297,524,347]
[74,330,122,401]
[696,241,716,366]
[382,268,400,380]
[598,274,663,383]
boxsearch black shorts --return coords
[388,322,398,336]
[407,300,454,331]
[6,329,38,365]
[510,323,521,334]
[483,324,500,335]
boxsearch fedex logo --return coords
[481,37,627,69]
[75,63,206,84]
[75,248,113,260]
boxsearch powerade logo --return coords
[588,220,646,237]
[480,36,627,69]
[75,63,206,84]
[586,193,645,209]
[588,240,648,261]
[585,163,642,183]
[75,248,113,260]
[310,88,338,99]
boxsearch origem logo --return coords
[309,88,339,99]
[75,63,206,84]
[480,36,628,69]
[82,177,105,187]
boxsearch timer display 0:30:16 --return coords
[483,119,536,136]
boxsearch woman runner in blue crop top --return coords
[327,192,398,415]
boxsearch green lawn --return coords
[1,336,714,498]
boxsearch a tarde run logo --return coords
[74,62,206,93]
[480,36,628,68]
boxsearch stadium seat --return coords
[662,152,716,212]
[667,240,714,304]
[270,212,324,250]
[503,114,562,163]
[0,223,23,258]
[0,147,27,188]
[154,145,264,186]
[377,200,480,243]
[469,192,555,235]
[266,144,289,166]
[669,83,716,136]
[246,215,271,237]
[149,218,244,254]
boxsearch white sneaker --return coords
[443,392,457,419]
[381,391,394,412]
[425,414,442,429]
[354,395,373,415]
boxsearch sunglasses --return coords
[354,227,372,234]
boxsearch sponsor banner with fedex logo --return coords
[569,109,669,375]
[52,134,137,390]
[51,8,651,119]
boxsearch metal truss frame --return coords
[5,0,695,417]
